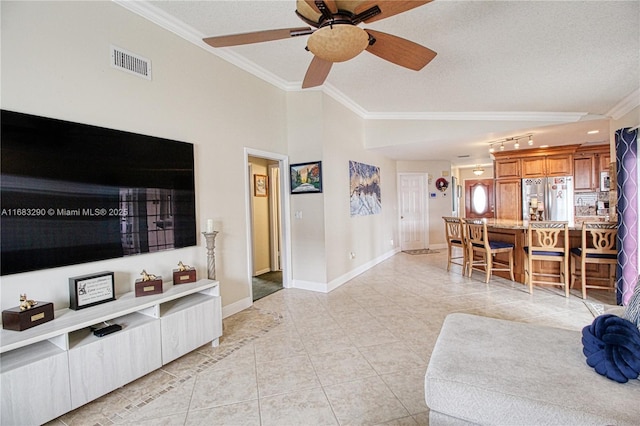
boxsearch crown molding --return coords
[113,1,591,125]
[113,0,292,91]
[361,111,588,122]
[606,88,640,120]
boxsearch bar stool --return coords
[464,218,515,283]
[570,222,618,299]
[443,216,467,275]
[523,221,570,297]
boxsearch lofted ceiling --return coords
[119,0,639,167]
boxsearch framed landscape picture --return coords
[290,161,322,194]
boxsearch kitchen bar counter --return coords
[469,218,614,284]
[482,218,611,231]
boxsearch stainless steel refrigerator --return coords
[522,176,574,222]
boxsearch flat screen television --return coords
[1,110,197,276]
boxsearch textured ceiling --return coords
[120,0,640,167]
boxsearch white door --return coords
[398,173,428,251]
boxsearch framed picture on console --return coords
[69,271,116,310]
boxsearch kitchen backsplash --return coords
[574,191,609,216]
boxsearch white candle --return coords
[206,219,214,233]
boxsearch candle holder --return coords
[202,231,219,280]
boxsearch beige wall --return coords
[285,91,399,289]
[1,1,286,312]
[322,96,398,285]
[0,1,398,313]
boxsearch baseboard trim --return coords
[292,248,400,294]
[222,296,252,319]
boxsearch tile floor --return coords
[48,251,617,425]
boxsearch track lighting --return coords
[488,133,534,153]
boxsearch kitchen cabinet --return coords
[573,146,609,192]
[495,179,521,220]
[574,155,596,191]
[521,154,572,178]
[599,153,611,175]
[495,159,520,179]
[546,154,573,176]
[521,157,545,177]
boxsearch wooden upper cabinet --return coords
[494,159,520,179]
[495,179,521,220]
[574,155,596,191]
[573,145,610,191]
[521,157,545,177]
[546,154,573,176]
[598,153,611,175]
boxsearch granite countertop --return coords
[480,218,612,231]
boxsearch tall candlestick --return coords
[202,231,218,280]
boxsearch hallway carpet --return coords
[252,270,283,301]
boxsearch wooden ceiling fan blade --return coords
[203,27,313,48]
[365,29,436,70]
[335,1,369,13]
[355,1,432,23]
[302,56,333,88]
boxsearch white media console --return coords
[0,279,222,425]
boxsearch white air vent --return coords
[110,45,152,80]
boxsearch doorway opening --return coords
[464,179,495,218]
[245,149,291,303]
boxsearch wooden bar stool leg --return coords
[563,259,569,298]
[581,259,587,300]
[485,254,492,284]
[509,251,515,282]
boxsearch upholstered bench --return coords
[424,313,640,425]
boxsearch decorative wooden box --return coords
[172,269,196,285]
[135,277,163,297]
[2,302,54,331]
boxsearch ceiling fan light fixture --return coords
[473,165,485,176]
[307,24,369,62]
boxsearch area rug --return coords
[252,270,283,301]
[403,249,440,255]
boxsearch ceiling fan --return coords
[203,0,437,88]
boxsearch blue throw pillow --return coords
[582,314,640,383]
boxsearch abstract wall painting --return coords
[349,161,381,216]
